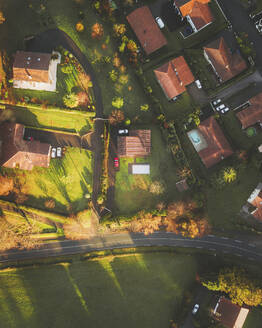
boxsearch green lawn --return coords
[0,253,197,328]
[244,308,262,328]
[2,148,93,214]
[115,125,182,215]
[10,105,93,133]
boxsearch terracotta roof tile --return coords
[197,116,233,168]
[117,130,151,157]
[237,92,262,129]
[204,37,247,82]
[126,6,167,55]
[213,297,249,328]
[189,1,213,30]
[174,0,210,17]
[0,123,51,170]
[13,51,51,83]
[154,56,195,99]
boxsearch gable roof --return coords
[0,123,51,170]
[174,0,210,16]
[189,1,213,30]
[126,6,167,55]
[236,92,262,129]
[213,297,249,328]
[197,116,233,168]
[204,37,247,82]
[247,182,262,221]
[13,51,51,83]
[117,130,151,157]
[154,56,195,99]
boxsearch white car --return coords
[192,304,199,315]
[118,129,128,135]
[221,107,230,114]
[216,103,226,111]
[195,80,202,89]
[57,147,62,158]
[156,17,164,29]
[212,99,221,106]
[51,147,56,159]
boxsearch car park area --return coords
[211,99,230,114]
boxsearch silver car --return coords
[51,147,56,158]
[216,104,226,111]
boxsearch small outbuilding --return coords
[131,164,150,175]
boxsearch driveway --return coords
[24,127,90,149]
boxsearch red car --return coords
[114,157,119,168]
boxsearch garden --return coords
[0,147,93,215]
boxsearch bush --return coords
[112,97,124,109]
[63,93,79,109]
[61,65,73,74]
[76,22,84,32]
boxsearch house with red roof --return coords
[117,130,151,158]
[173,0,213,33]
[187,116,233,168]
[244,182,262,222]
[126,6,167,55]
[236,92,262,129]
[154,56,195,100]
[0,123,51,170]
[204,37,247,83]
[213,297,249,328]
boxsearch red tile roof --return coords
[154,56,195,99]
[126,6,167,55]
[236,92,262,129]
[247,183,262,221]
[197,116,233,168]
[117,130,151,157]
[0,123,51,170]
[204,37,247,82]
[189,1,213,30]
[13,51,51,83]
[174,0,210,17]
[213,297,249,328]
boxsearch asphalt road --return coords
[1,232,262,263]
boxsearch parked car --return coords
[114,157,119,168]
[216,103,226,111]
[172,96,178,102]
[25,136,33,141]
[57,147,62,158]
[192,304,199,315]
[118,129,128,135]
[221,107,230,114]
[51,147,56,159]
[195,80,202,89]
[156,17,165,29]
[212,99,221,106]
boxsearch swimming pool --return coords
[187,129,208,152]
[188,130,201,145]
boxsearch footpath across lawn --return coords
[0,252,197,328]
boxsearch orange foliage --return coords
[130,212,162,235]
[91,23,104,39]
[77,91,89,106]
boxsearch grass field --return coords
[115,125,182,215]
[1,147,93,214]
[0,253,197,328]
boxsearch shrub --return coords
[61,65,73,74]
[223,167,237,183]
[109,109,124,125]
[76,22,84,32]
[112,97,124,109]
[119,74,129,85]
[140,104,149,111]
[63,93,79,108]
[91,23,104,39]
[109,69,118,82]
[113,24,126,37]
[149,181,165,195]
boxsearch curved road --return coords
[1,232,262,263]
[27,29,104,207]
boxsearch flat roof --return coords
[131,164,150,174]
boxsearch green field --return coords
[0,253,197,328]
[115,125,182,215]
[2,147,93,214]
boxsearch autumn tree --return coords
[0,12,5,24]
[78,73,92,92]
[45,199,56,209]
[113,24,126,37]
[130,211,162,235]
[76,22,84,32]
[223,167,237,183]
[91,23,104,39]
[126,40,138,52]
[108,109,124,125]
[63,93,79,108]
[0,176,14,196]
[112,96,124,109]
[202,267,262,306]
